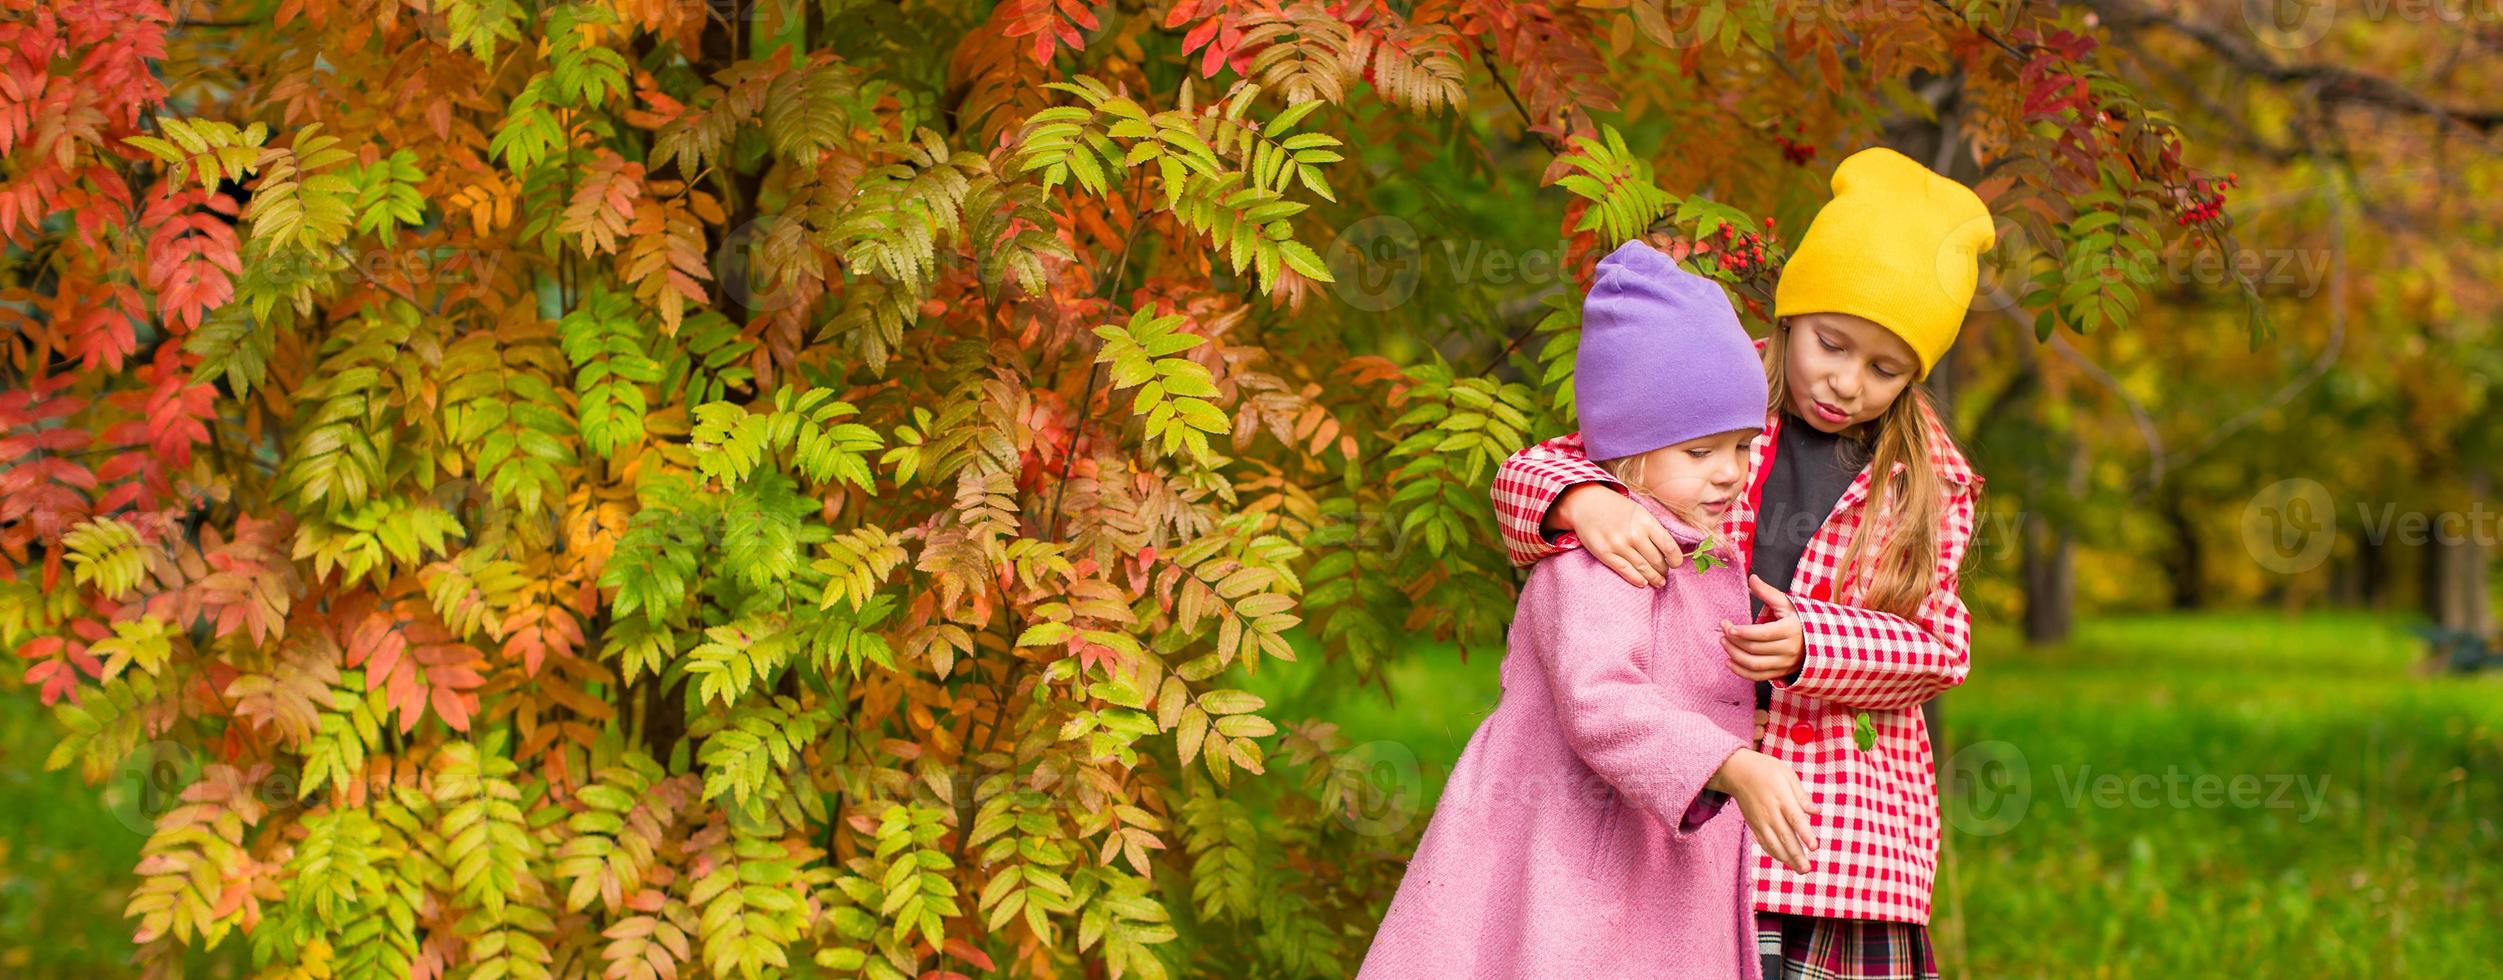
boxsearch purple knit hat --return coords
[1576,240,1768,461]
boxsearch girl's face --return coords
[1627,428,1759,520]
[1782,313,1919,434]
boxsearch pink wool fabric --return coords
[1358,495,1763,980]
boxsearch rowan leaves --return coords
[123,118,269,191]
[688,815,817,980]
[1020,78,1339,290]
[63,517,147,598]
[547,3,631,108]
[445,0,530,65]
[3,1,2248,976]
[691,388,882,491]
[293,496,466,586]
[126,764,274,947]
[436,738,556,978]
[1554,125,1675,245]
[1095,307,1232,461]
[247,124,359,256]
[561,286,663,458]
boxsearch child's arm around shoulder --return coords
[1491,433,1620,567]
[1517,549,1746,836]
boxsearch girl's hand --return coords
[1752,709,1771,747]
[1707,749,1819,873]
[1550,484,1687,587]
[1722,575,1805,681]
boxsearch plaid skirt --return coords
[1756,912,1940,980]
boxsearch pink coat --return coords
[1359,496,1762,980]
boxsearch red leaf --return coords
[141,187,241,332]
[24,659,77,704]
[347,598,488,734]
[430,682,474,732]
[999,0,1097,65]
[941,937,996,971]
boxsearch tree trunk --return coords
[2359,532,2389,609]
[2329,532,2362,606]
[2021,511,2074,643]
[2425,473,2494,636]
[2159,485,2205,610]
[2329,532,2391,608]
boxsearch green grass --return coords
[1936,611,2503,976]
[0,680,158,975]
[7,611,2497,975]
[1251,610,2503,975]
[0,685,245,977]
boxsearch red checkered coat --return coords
[1488,396,1981,925]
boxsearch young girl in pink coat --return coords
[1359,241,1818,980]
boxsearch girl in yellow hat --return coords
[1487,147,1995,980]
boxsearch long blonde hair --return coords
[1763,319,1968,618]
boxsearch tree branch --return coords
[1472,37,1563,154]
[2083,0,2503,138]
[1985,285,2168,488]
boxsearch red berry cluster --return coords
[1773,123,1816,166]
[2175,171,2238,226]
[1669,219,1775,275]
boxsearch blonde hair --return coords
[1763,318,1971,618]
[1594,452,1718,540]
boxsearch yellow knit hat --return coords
[1773,147,1996,380]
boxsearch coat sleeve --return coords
[1773,485,1977,712]
[1491,432,1623,568]
[1522,553,1749,837]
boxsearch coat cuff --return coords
[1668,739,1749,840]
[1770,595,1943,711]
[1680,789,1732,836]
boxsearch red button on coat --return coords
[1789,722,1816,744]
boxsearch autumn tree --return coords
[1943,0,2503,635]
[3,0,2250,975]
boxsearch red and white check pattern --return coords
[1488,395,1982,926]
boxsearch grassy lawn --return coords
[0,683,246,977]
[0,680,146,975]
[1935,611,2503,976]
[5,610,2496,975]
[1250,610,2503,975]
